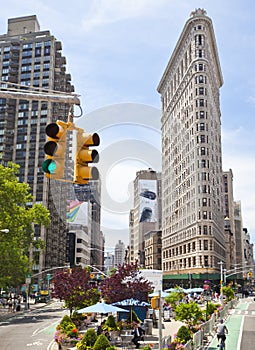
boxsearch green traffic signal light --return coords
[42,120,68,179]
[42,159,57,174]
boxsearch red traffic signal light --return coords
[42,120,68,179]
[74,130,100,184]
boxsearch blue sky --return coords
[1,0,255,249]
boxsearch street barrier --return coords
[183,298,238,349]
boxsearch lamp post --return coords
[218,261,224,303]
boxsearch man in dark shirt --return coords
[132,323,145,349]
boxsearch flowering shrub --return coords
[54,329,82,346]
[141,344,153,350]
[54,315,82,346]
[162,333,186,350]
[117,320,138,330]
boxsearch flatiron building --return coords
[158,9,225,285]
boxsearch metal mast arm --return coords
[0,89,80,105]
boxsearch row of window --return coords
[164,241,194,258]
[17,117,47,125]
[2,41,51,53]
[163,254,212,271]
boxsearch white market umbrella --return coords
[77,302,129,314]
[149,291,169,298]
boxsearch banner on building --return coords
[138,179,157,223]
[140,269,162,292]
[67,200,89,225]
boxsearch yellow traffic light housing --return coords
[151,296,160,309]
[42,120,67,179]
[74,130,100,184]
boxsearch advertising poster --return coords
[67,200,89,225]
[138,179,157,223]
[140,269,162,292]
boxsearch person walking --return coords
[216,319,228,347]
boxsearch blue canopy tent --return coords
[112,298,150,322]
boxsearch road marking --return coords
[237,315,244,350]
[32,320,59,336]
[27,341,43,346]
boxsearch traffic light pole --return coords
[0,88,80,105]
[158,290,163,350]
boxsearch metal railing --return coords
[183,298,238,349]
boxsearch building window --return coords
[199,87,204,95]
[201,147,206,155]
[200,135,205,143]
[200,123,205,131]
[199,75,204,83]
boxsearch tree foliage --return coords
[165,287,185,310]
[175,301,203,326]
[52,266,100,314]
[100,262,152,303]
[222,286,235,302]
[0,163,50,289]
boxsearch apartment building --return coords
[114,240,125,267]
[0,15,74,277]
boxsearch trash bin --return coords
[144,319,153,335]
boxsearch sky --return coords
[1,0,255,250]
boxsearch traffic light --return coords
[42,120,68,179]
[248,271,253,278]
[74,130,100,184]
[151,296,160,309]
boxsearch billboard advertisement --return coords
[140,269,162,292]
[138,179,157,223]
[67,200,89,226]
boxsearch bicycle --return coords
[218,336,226,349]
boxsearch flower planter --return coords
[59,342,77,350]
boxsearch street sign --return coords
[204,295,212,301]
[26,277,31,284]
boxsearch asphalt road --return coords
[239,299,255,350]
[0,301,67,350]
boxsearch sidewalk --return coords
[49,318,184,350]
[113,319,184,349]
[0,300,47,322]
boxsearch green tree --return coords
[165,287,185,310]
[0,163,50,289]
[175,301,203,327]
[222,286,235,302]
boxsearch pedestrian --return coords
[97,320,105,336]
[7,298,12,312]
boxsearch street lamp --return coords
[218,261,224,303]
